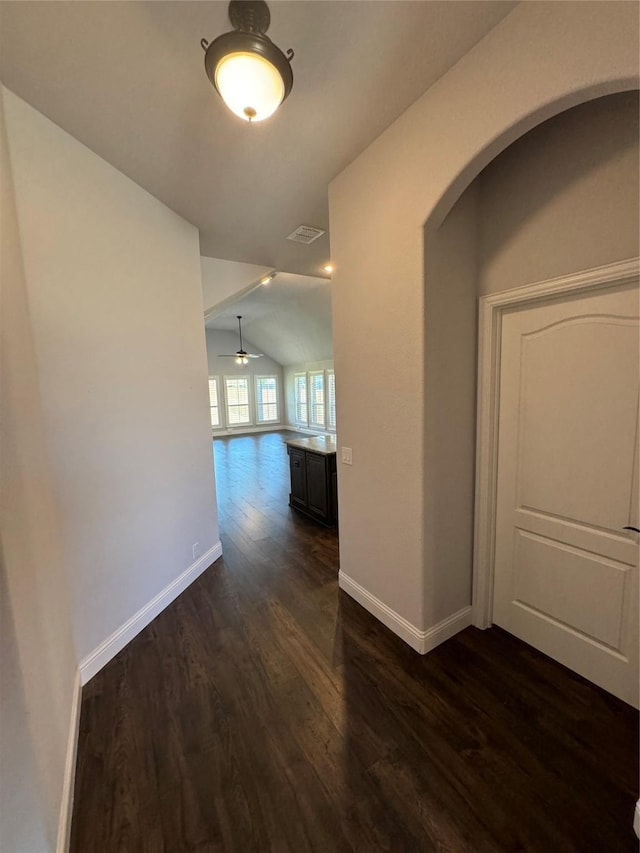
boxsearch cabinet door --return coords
[289,448,307,509]
[306,452,328,520]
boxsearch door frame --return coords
[471,257,640,629]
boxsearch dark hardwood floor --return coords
[70,430,639,852]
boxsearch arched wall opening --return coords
[329,1,639,649]
[422,91,640,630]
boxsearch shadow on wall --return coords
[1,85,79,852]
[479,91,640,291]
[0,546,50,851]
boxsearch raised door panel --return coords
[516,318,638,531]
[305,452,328,520]
[493,281,639,707]
[288,448,307,510]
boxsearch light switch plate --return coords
[341,447,353,465]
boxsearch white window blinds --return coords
[255,376,278,423]
[309,371,325,428]
[327,370,336,430]
[224,376,251,426]
[208,377,220,427]
[294,374,307,424]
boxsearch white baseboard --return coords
[338,571,472,654]
[56,669,81,853]
[421,605,474,652]
[79,542,222,685]
[212,424,284,437]
[634,799,640,839]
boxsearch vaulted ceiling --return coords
[206,272,332,366]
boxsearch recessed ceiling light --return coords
[260,271,277,285]
[322,263,334,274]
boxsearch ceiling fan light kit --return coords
[201,0,294,122]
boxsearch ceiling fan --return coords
[218,315,264,365]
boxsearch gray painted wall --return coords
[423,185,479,626]
[479,90,639,294]
[0,561,50,852]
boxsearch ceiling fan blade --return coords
[216,319,262,360]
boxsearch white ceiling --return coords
[0,0,515,277]
[201,256,273,315]
[206,272,332,366]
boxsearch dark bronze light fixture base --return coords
[228,0,271,35]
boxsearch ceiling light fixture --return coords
[201,1,294,122]
[260,271,277,285]
[322,263,334,274]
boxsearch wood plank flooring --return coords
[70,430,639,852]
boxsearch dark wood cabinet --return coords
[286,440,337,527]
[288,447,308,512]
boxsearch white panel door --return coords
[493,281,639,707]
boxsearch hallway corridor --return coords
[70,431,639,852]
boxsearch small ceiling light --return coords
[260,271,277,285]
[323,263,334,274]
[201,0,294,122]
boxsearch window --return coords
[208,377,221,428]
[309,371,325,429]
[224,376,251,426]
[327,370,336,431]
[255,375,279,423]
[292,369,336,431]
[294,373,307,425]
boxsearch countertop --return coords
[285,435,337,456]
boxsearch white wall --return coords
[3,88,220,667]
[479,91,639,294]
[283,360,334,431]
[2,84,221,847]
[1,87,76,851]
[329,1,639,645]
[206,329,284,432]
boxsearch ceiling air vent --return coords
[286,225,325,244]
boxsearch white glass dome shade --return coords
[216,52,284,121]
[203,28,293,123]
